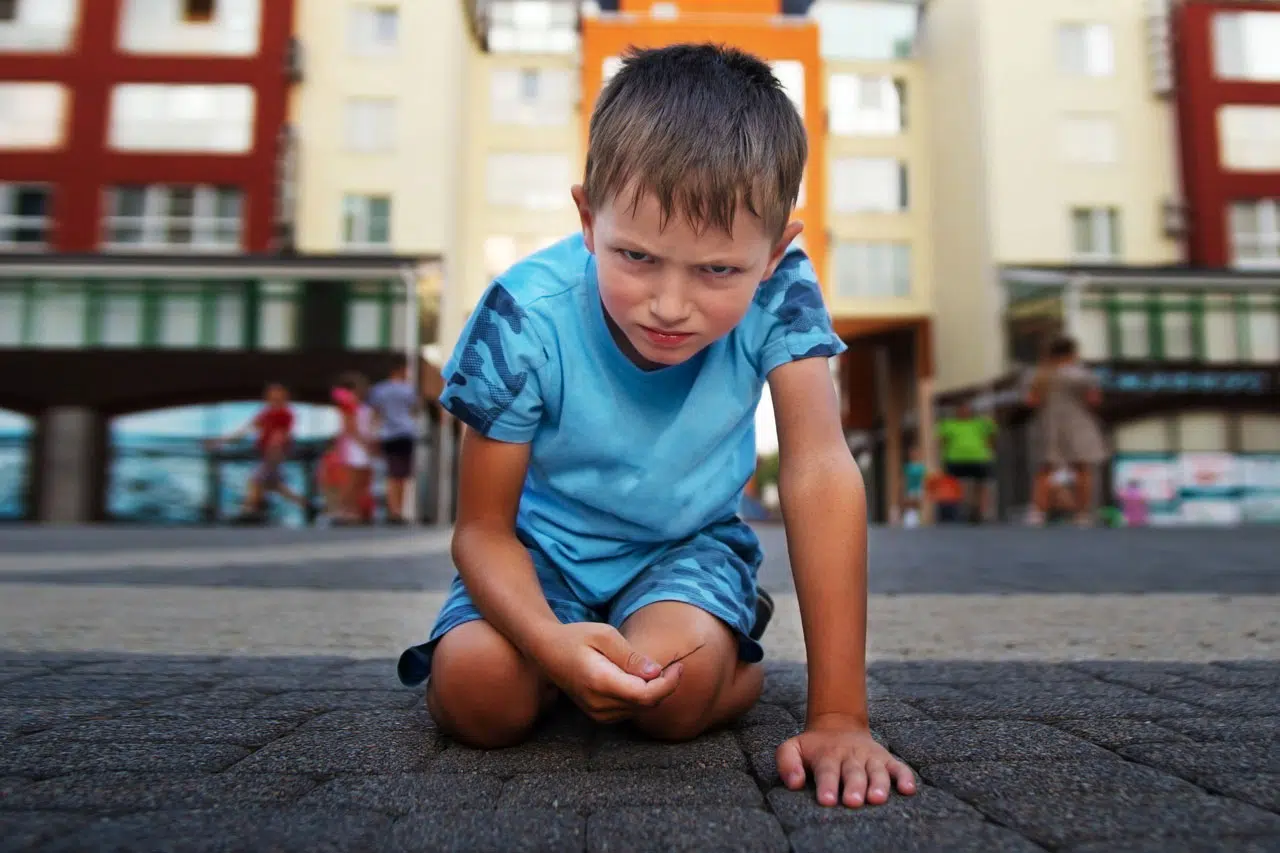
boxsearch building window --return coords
[831,158,907,213]
[811,0,916,61]
[0,82,68,149]
[489,68,572,126]
[1213,10,1280,82]
[183,0,215,23]
[1229,199,1280,269]
[120,0,260,56]
[257,280,297,350]
[342,194,391,249]
[0,183,51,248]
[486,153,571,210]
[345,280,405,350]
[1248,294,1280,362]
[771,60,805,118]
[832,242,911,299]
[1112,295,1150,360]
[29,281,86,348]
[1058,23,1114,77]
[344,98,395,152]
[1070,207,1121,262]
[1204,294,1240,363]
[602,56,622,88]
[103,185,242,252]
[487,0,577,54]
[109,84,254,154]
[348,4,398,55]
[1061,114,1118,164]
[1218,105,1280,172]
[97,282,144,347]
[828,74,904,136]
[0,0,78,52]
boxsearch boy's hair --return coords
[1048,335,1079,359]
[264,381,288,397]
[335,370,369,396]
[584,43,807,238]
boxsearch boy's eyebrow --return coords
[606,235,752,268]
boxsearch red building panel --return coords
[1174,0,1280,267]
[0,0,295,253]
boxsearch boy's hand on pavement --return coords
[538,623,682,723]
[777,714,917,808]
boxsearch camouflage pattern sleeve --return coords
[753,249,848,379]
[438,282,549,443]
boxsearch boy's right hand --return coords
[536,623,682,723]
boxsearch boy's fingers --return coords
[814,756,843,807]
[776,739,806,790]
[865,760,891,804]
[888,759,917,794]
[634,662,682,705]
[840,761,868,808]
[589,628,662,680]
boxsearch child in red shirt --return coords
[207,382,308,523]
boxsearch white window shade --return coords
[0,83,66,148]
[1058,23,1114,77]
[829,73,903,136]
[344,98,396,152]
[486,153,571,210]
[832,157,906,213]
[120,0,261,56]
[1214,10,1280,82]
[490,68,573,126]
[0,0,77,51]
[1218,105,1280,171]
[109,84,254,153]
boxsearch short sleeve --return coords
[439,281,549,443]
[753,250,848,379]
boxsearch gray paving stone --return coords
[502,770,764,810]
[388,809,586,853]
[759,667,808,707]
[736,722,801,758]
[922,759,1204,800]
[1198,773,1280,813]
[1064,837,1280,853]
[326,659,400,678]
[909,695,1210,721]
[0,812,89,853]
[0,674,191,701]
[788,819,1046,853]
[232,731,439,774]
[67,659,229,677]
[1157,716,1280,743]
[2,772,317,813]
[873,661,1097,685]
[878,720,1118,765]
[40,808,395,853]
[590,729,745,771]
[1121,742,1280,779]
[135,690,281,713]
[204,657,351,677]
[250,689,417,713]
[973,680,1155,702]
[215,674,403,692]
[767,785,978,830]
[298,708,435,733]
[736,703,796,728]
[19,716,302,747]
[0,741,249,777]
[432,739,590,775]
[525,706,595,744]
[1048,719,1193,749]
[0,776,27,796]
[1073,668,1209,693]
[869,699,928,722]
[749,748,778,787]
[296,772,502,816]
[0,667,49,685]
[1162,687,1279,716]
[1184,666,1280,689]
[587,807,788,853]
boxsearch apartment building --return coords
[925,0,1279,524]
[0,0,426,522]
[451,0,938,521]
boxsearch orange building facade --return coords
[579,0,827,289]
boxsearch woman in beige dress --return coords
[1026,335,1108,526]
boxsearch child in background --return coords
[901,444,926,527]
[206,382,307,524]
[926,470,964,524]
[1118,479,1149,527]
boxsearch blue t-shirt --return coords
[439,234,846,608]
[368,378,417,440]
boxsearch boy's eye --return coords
[704,265,737,276]
[619,249,651,263]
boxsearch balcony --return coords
[463,0,581,53]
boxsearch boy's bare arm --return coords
[768,358,869,726]
[451,427,682,719]
[768,357,916,808]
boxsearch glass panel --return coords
[258,298,294,350]
[347,299,382,349]
[1161,305,1195,360]
[1248,309,1279,362]
[1204,295,1238,363]
[214,289,243,349]
[32,281,85,348]
[1117,305,1149,359]
[0,285,23,345]
[1177,413,1229,452]
[100,286,143,347]
[160,286,201,347]
[813,0,917,60]
[1240,414,1280,452]
[1076,306,1108,360]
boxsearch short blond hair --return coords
[584,43,807,238]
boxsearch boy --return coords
[368,358,419,525]
[936,401,997,524]
[398,44,916,809]
[901,444,926,527]
[206,382,306,524]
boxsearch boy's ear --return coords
[763,220,805,279]
[571,185,596,254]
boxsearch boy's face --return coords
[573,185,802,368]
[266,385,287,406]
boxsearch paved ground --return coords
[0,525,1277,851]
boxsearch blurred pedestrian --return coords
[206,381,307,524]
[926,469,964,524]
[1026,335,1107,527]
[900,443,926,527]
[369,358,420,525]
[331,371,375,525]
[936,400,997,523]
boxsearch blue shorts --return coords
[397,518,765,687]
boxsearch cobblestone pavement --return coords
[0,526,1277,851]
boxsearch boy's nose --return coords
[649,279,692,327]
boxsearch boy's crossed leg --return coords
[427,602,761,749]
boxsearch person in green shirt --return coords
[936,401,997,523]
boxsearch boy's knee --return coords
[428,621,545,749]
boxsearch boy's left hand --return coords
[777,714,917,808]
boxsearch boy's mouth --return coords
[639,325,693,349]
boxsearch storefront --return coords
[935,266,1280,525]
